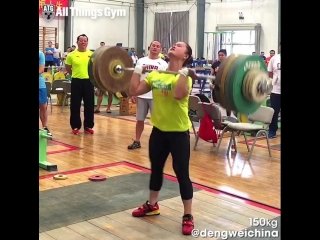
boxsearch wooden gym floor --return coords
[39,101,280,238]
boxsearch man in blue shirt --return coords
[129,47,134,56]
[39,51,52,136]
[45,41,55,72]
[260,51,266,61]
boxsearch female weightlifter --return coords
[129,41,194,235]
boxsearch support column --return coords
[64,0,72,50]
[135,0,144,56]
[196,0,205,58]
[278,0,281,48]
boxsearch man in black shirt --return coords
[211,49,231,116]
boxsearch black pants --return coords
[70,78,94,129]
[45,61,54,72]
[269,93,281,132]
[149,127,193,200]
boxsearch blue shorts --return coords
[54,58,61,66]
[39,88,47,105]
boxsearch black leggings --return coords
[149,127,193,200]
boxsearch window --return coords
[221,32,233,44]
[216,25,262,57]
[232,30,255,44]
[221,44,232,56]
[232,45,255,55]
[249,30,255,44]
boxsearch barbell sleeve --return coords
[121,67,215,80]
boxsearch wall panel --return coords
[39,16,65,49]
[72,0,135,49]
[144,0,279,57]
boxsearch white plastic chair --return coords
[215,106,274,161]
[61,81,71,113]
[193,102,222,150]
[188,95,201,138]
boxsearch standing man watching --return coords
[128,41,168,150]
[100,42,105,47]
[260,51,266,61]
[62,47,72,65]
[267,42,281,139]
[53,43,61,67]
[45,41,55,72]
[211,49,231,116]
[265,50,275,66]
[39,51,52,136]
[94,90,113,114]
[65,34,95,135]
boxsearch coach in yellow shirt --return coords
[65,34,94,135]
[129,41,195,236]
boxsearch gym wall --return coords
[72,0,135,49]
[145,0,197,55]
[145,0,279,57]
[39,16,65,48]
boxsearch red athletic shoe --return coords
[72,128,79,135]
[84,128,94,134]
[182,214,194,235]
[132,201,160,217]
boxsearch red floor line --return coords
[240,143,280,151]
[49,140,81,150]
[238,135,281,144]
[47,149,79,155]
[39,161,280,214]
[237,137,281,151]
[95,113,150,125]
[121,162,280,214]
[47,140,81,155]
[96,113,200,134]
[39,162,124,179]
[237,141,280,151]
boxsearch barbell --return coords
[88,46,272,114]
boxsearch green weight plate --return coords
[232,55,267,114]
[88,47,105,89]
[227,56,247,112]
[224,55,240,111]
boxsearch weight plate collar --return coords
[97,46,133,93]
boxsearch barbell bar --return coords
[114,65,272,96]
[88,46,272,114]
[115,66,216,80]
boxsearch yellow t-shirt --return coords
[65,50,93,79]
[145,72,192,132]
[158,53,165,59]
